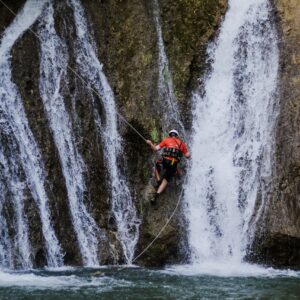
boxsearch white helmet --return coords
[169,129,179,137]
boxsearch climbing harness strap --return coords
[162,147,182,160]
[162,139,183,163]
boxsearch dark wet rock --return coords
[160,0,227,129]
[134,179,186,267]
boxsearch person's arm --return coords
[185,152,191,159]
[146,140,160,152]
[182,142,191,159]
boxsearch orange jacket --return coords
[158,137,188,161]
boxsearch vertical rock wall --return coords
[0,0,226,266]
[80,0,227,266]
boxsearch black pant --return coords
[156,158,178,182]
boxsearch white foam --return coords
[165,263,300,278]
[0,270,130,290]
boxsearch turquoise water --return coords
[0,265,299,299]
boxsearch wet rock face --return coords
[134,178,188,267]
[160,0,227,129]
[1,0,226,267]
[82,0,227,134]
[78,0,227,266]
[249,0,300,268]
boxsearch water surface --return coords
[0,266,299,299]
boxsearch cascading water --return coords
[0,211,12,269]
[0,148,32,269]
[38,1,102,266]
[184,0,279,267]
[69,0,140,263]
[0,153,14,268]
[153,0,185,135]
[0,0,64,268]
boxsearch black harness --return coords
[162,140,183,161]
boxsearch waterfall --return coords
[0,154,14,268]
[0,148,32,269]
[185,0,278,266]
[0,0,64,268]
[153,0,185,135]
[69,0,140,264]
[38,2,102,266]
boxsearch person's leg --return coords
[152,179,167,204]
[152,160,169,204]
[156,160,176,195]
[155,160,162,182]
[155,169,161,182]
[157,178,168,194]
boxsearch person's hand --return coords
[146,140,152,145]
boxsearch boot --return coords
[151,192,160,206]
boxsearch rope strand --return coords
[132,174,188,263]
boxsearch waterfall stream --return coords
[0,152,14,268]
[69,0,140,264]
[38,2,101,266]
[184,0,279,267]
[0,0,64,268]
[0,148,31,269]
[153,0,185,135]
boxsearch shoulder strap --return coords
[174,139,183,151]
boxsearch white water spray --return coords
[69,0,140,263]
[0,159,13,268]
[0,0,64,267]
[38,2,102,266]
[185,0,279,266]
[0,148,32,269]
[153,0,185,135]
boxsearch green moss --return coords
[141,53,153,67]
[143,165,151,181]
[150,127,159,143]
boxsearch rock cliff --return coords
[0,0,226,267]
[81,0,227,266]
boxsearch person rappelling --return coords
[146,129,191,204]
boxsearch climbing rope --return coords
[132,173,188,263]
[0,0,187,263]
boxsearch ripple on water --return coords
[0,267,299,300]
[0,269,131,291]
